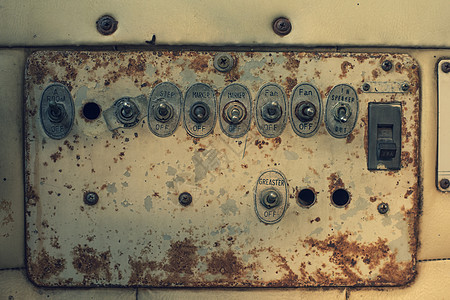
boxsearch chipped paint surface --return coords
[24,51,420,287]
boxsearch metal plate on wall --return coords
[25,51,420,287]
[438,60,450,191]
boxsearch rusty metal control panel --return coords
[25,51,420,287]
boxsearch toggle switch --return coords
[190,101,210,123]
[154,102,174,123]
[368,102,402,170]
[262,101,282,123]
[260,188,282,209]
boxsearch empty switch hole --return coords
[331,189,350,207]
[297,188,316,207]
[82,102,101,120]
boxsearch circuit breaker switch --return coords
[368,102,402,170]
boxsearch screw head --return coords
[96,15,118,35]
[401,83,410,92]
[381,60,393,72]
[377,202,389,214]
[84,192,99,205]
[442,62,450,73]
[362,83,371,92]
[273,17,292,36]
[213,53,234,72]
[440,178,450,189]
[179,192,192,206]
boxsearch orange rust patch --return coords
[128,256,159,285]
[327,173,345,194]
[163,239,198,275]
[254,139,268,149]
[72,245,112,282]
[304,232,391,277]
[207,249,244,279]
[339,61,354,79]
[272,137,282,148]
[401,151,414,168]
[283,52,300,71]
[29,249,66,281]
[285,77,297,92]
[189,56,209,72]
[372,69,379,79]
[346,133,355,144]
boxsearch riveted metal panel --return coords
[24,50,420,287]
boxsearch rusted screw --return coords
[213,53,234,72]
[179,192,192,206]
[440,178,450,189]
[381,60,393,72]
[401,83,410,92]
[84,192,99,205]
[273,17,292,36]
[96,15,118,35]
[377,202,389,214]
[442,62,450,73]
[362,83,371,92]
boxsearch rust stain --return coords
[189,56,209,72]
[26,186,39,206]
[339,61,354,79]
[285,77,297,92]
[63,140,74,150]
[50,151,62,162]
[163,239,198,274]
[254,139,268,149]
[272,137,282,148]
[372,69,379,79]
[310,217,321,223]
[283,52,300,71]
[0,200,13,225]
[29,249,66,281]
[207,249,244,279]
[72,245,112,282]
[327,173,345,194]
[346,133,355,144]
[128,256,158,285]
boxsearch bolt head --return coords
[213,53,234,72]
[442,62,450,73]
[273,17,292,36]
[381,60,393,72]
[377,202,389,214]
[84,192,99,205]
[179,192,192,206]
[401,83,410,92]
[362,83,370,92]
[96,15,118,35]
[440,178,450,189]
